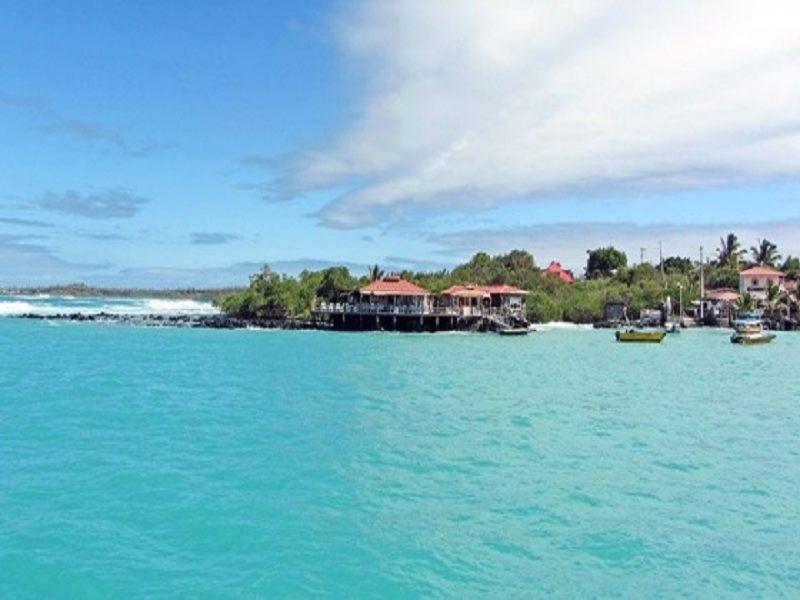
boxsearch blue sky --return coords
[2,0,799,288]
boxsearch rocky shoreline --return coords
[14,312,326,330]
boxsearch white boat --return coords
[497,327,530,336]
[730,318,775,345]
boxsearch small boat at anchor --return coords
[497,327,530,336]
[615,328,666,343]
[730,319,775,345]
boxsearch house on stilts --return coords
[314,275,530,333]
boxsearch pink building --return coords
[543,261,574,284]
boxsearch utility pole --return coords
[699,246,705,321]
[640,247,646,265]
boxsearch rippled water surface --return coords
[2,315,799,597]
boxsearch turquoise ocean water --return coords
[1,296,799,597]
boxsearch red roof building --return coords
[543,261,574,284]
[739,266,785,299]
[360,275,429,296]
[439,283,528,316]
[357,275,431,316]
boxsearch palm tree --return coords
[780,255,800,277]
[763,282,791,328]
[736,292,757,312]
[716,232,744,269]
[749,238,781,267]
[366,264,384,282]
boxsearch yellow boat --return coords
[615,329,666,343]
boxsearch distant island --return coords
[0,282,240,303]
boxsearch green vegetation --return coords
[216,233,797,324]
[214,247,702,324]
[750,238,781,268]
[12,231,793,326]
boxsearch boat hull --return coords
[498,328,529,336]
[615,330,666,343]
[731,332,776,345]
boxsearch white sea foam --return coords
[0,294,219,317]
[0,301,36,315]
[145,299,219,314]
[533,321,594,331]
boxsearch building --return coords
[439,284,528,319]
[315,276,529,332]
[697,288,740,325]
[542,261,574,284]
[358,275,431,315]
[739,266,785,301]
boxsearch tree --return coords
[451,251,497,285]
[750,238,781,267]
[366,264,384,282]
[585,247,627,279]
[736,292,757,312]
[780,256,800,277]
[662,256,694,275]
[765,282,781,309]
[317,267,356,302]
[706,265,739,290]
[715,232,744,269]
[501,249,535,273]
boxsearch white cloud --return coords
[280,0,800,228]
[37,189,148,219]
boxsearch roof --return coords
[439,284,490,297]
[360,275,429,296]
[440,283,528,296]
[740,266,785,277]
[483,284,528,295]
[704,288,740,302]
[543,261,574,284]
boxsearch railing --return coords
[314,303,426,315]
[314,303,527,320]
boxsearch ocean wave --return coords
[0,295,219,317]
[0,300,36,315]
[145,299,219,314]
[533,321,594,331]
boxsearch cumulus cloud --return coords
[37,189,148,219]
[190,232,242,245]
[276,0,800,228]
